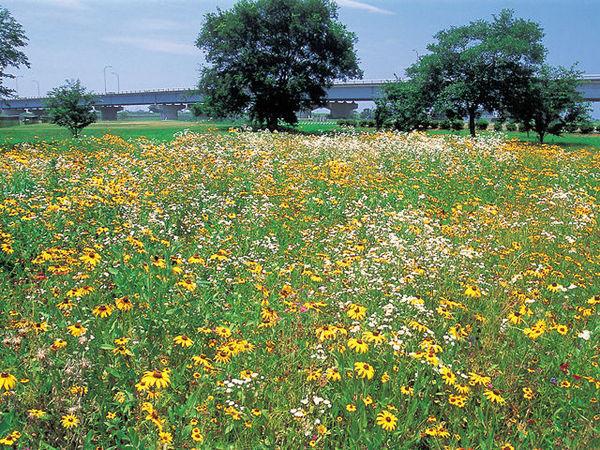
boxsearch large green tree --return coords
[374,79,432,131]
[406,9,545,137]
[503,65,590,143]
[46,80,96,137]
[0,5,30,100]
[196,0,362,130]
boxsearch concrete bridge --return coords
[1,76,599,120]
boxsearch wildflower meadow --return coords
[0,131,598,449]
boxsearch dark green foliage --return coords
[374,80,431,131]
[503,65,591,143]
[196,0,361,130]
[439,119,452,130]
[451,119,464,131]
[476,119,489,130]
[0,5,30,100]
[406,9,545,137]
[577,122,594,134]
[46,80,96,137]
[505,122,517,132]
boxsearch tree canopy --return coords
[0,5,30,100]
[503,65,590,143]
[196,0,362,130]
[46,80,96,137]
[374,79,432,131]
[404,9,546,136]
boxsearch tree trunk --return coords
[468,110,476,138]
[266,116,278,132]
[538,131,544,144]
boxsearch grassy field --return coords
[0,131,597,448]
[1,120,599,148]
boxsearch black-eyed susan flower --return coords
[92,304,113,318]
[66,322,87,337]
[0,372,17,390]
[376,410,398,431]
[483,389,506,405]
[61,414,80,428]
[354,362,374,380]
[141,369,171,389]
[174,334,194,347]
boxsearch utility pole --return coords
[112,72,120,93]
[15,75,23,97]
[103,65,113,94]
[32,80,40,97]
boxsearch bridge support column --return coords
[326,101,358,119]
[96,106,123,121]
[159,104,185,120]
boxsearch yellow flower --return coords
[159,431,173,444]
[381,372,390,383]
[468,372,491,386]
[440,367,456,385]
[547,282,563,292]
[555,324,569,335]
[523,387,534,399]
[500,444,515,450]
[484,389,506,405]
[115,296,133,311]
[348,337,369,353]
[191,427,204,442]
[67,322,87,337]
[28,409,46,418]
[400,385,414,396]
[92,304,113,318]
[354,362,375,380]
[363,330,386,344]
[347,303,367,320]
[174,334,194,347]
[177,278,197,292]
[141,370,171,389]
[376,410,398,431]
[464,285,482,298]
[325,367,341,381]
[346,403,356,412]
[215,326,232,338]
[448,394,467,408]
[0,372,17,390]
[61,414,80,428]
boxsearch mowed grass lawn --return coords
[1,119,599,148]
[0,131,598,449]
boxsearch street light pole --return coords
[103,65,113,94]
[111,72,120,93]
[32,80,40,97]
[15,75,23,97]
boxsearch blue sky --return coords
[3,0,599,115]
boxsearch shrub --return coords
[451,120,464,131]
[439,119,452,130]
[359,119,376,128]
[337,119,357,127]
[477,119,489,130]
[578,122,594,134]
[505,122,517,132]
[564,122,578,133]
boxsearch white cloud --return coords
[37,0,84,8]
[336,0,394,15]
[103,36,197,56]
[132,19,181,32]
